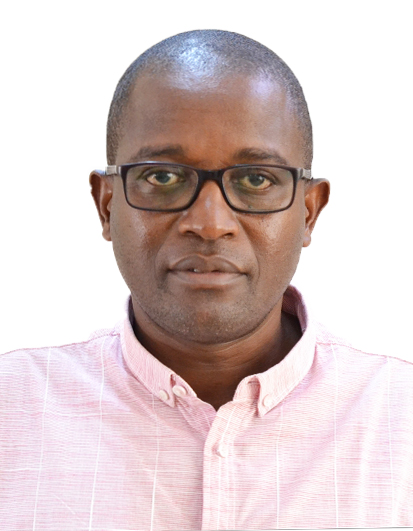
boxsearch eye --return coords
[146,170,182,186]
[237,173,273,190]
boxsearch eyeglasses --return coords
[105,162,312,214]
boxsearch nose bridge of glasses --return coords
[196,168,225,183]
[193,168,229,204]
[178,169,239,238]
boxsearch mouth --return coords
[169,270,243,288]
[168,255,245,288]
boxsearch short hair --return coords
[106,30,313,167]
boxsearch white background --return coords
[1,1,412,362]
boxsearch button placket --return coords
[202,401,253,531]
[216,442,228,458]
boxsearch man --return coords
[1,30,412,530]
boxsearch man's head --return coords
[106,30,313,168]
[90,30,329,346]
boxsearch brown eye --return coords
[238,173,273,190]
[146,171,182,186]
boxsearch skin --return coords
[90,72,330,410]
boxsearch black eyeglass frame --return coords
[105,162,313,214]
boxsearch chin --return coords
[153,304,268,345]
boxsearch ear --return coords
[302,179,330,247]
[89,170,113,242]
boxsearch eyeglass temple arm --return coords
[106,166,118,175]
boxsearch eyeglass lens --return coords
[124,164,295,212]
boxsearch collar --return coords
[120,285,316,416]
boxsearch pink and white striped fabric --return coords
[1,286,412,530]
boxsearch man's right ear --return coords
[89,170,113,242]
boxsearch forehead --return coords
[116,72,305,167]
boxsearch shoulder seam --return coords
[1,329,120,357]
[317,340,413,367]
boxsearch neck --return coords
[131,300,302,410]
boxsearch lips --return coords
[168,255,244,288]
[169,255,242,274]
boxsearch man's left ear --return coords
[303,179,330,247]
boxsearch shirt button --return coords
[158,389,169,401]
[263,394,274,408]
[172,385,187,398]
[216,443,228,458]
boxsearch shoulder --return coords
[314,320,413,366]
[312,320,413,399]
[0,325,122,387]
[1,325,120,357]
[0,324,126,439]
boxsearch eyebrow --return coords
[125,144,288,166]
[126,145,186,163]
[232,147,288,166]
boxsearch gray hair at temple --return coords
[106,30,313,167]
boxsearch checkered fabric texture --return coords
[1,287,412,530]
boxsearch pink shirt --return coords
[1,286,412,530]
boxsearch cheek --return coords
[252,203,306,281]
[109,191,161,277]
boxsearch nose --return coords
[177,181,240,240]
